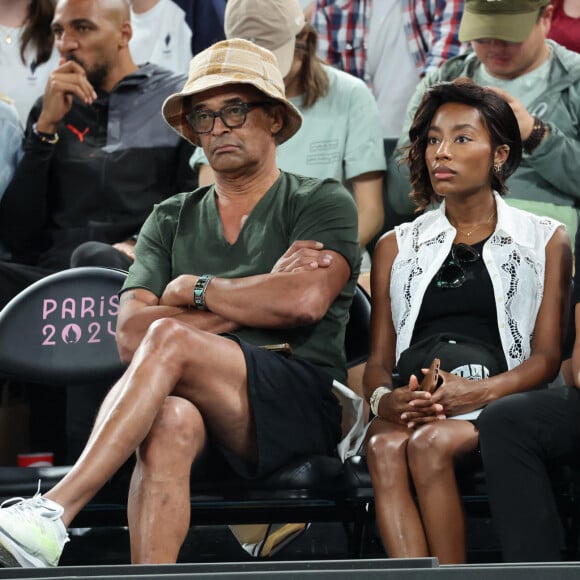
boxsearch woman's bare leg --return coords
[407,419,479,564]
[366,418,429,558]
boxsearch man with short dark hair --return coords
[0,0,195,294]
[0,38,363,568]
[0,0,196,461]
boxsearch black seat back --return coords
[345,284,371,368]
[0,267,128,385]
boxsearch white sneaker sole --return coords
[0,529,50,568]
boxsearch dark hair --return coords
[20,0,56,67]
[404,77,522,211]
[294,22,329,108]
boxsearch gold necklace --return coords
[452,210,497,238]
[0,26,13,45]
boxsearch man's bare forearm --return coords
[116,292,239,362]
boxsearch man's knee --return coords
[138,397,206,468]
[142,318,201,357]
[70,241,132,270]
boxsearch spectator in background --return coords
[548,0,580,53]
[129,0,192,75]
[171,0,226,55]
[0,94,23,203]
[192,0,386,255]
[366,0,465,157]
[311,0,465,101]
[312,0,368,82]
[0,0,196,464]
[312,0,465,243]
[387,0,580,245]
[0,0,195,298]
[0,0,60,125]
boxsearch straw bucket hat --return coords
[162,38,302,146]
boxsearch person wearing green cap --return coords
[387,0,580,245]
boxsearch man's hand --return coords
[112,239,136,261]
[159,274,198,308]
[486,86,535,141]
[271,240,333,273]
[36,59,97,134]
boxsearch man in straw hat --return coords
[0,38,363,567]
[387,0,580,244]
[191,0,386,254]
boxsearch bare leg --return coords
[44,319,256,527]
[407,420,479,564]
[365,419,429,558]
[128,396,207,564]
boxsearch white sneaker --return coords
[0,494,69,567]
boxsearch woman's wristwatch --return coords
[369,385,393,417]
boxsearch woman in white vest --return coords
[363,78,572,564]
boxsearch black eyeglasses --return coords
[185,101,272,134]
[435,243,480,289]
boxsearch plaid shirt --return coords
[403,0,465,75]
[313,0,464,80]
[313,0,369,82]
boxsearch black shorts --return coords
[207,334,342,480]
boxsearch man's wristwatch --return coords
[369,385,393,417]
[32,123,59,145]
[192,274,214,310]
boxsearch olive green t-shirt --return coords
[123,171,361,383]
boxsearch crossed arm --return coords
[364,227,572,427]
[116,241,351,363]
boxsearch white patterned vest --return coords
[390,192,562,370]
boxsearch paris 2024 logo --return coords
[41,294,120,346]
